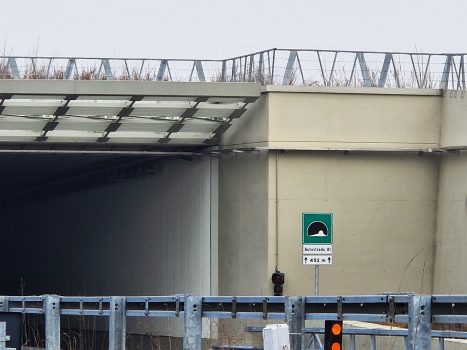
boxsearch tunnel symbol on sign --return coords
[307,221,328,237]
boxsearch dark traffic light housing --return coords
[271,271,285,296]
[324,320,343,350]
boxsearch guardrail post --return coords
[183,296,202,350]
[45,295,60,350]
[407,294,431,350]
[109,296,126,350]
[285,296,305,350]
[0,297,7,312]
[0,322,7,350]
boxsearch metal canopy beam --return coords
[0,80,260,148]
[0,80,260,99]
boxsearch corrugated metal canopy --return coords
[0,80,260,149]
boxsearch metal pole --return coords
[109,296,126,350]
[44,295,60,350]
[285,296,305,350]
[183,296,202,350]
[315,266,319,296]
[407,294,431,350]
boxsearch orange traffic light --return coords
[332,323,341,335]
[325,320,343,350]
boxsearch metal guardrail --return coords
[0,322,10,350]
[1,49,466,90]
[245,326,467,350]
[1,294,467,350]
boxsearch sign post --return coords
[302,213,333,296]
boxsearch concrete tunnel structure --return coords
[0,60,467,300]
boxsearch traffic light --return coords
[324,320,343,350]
[271,271,285,296]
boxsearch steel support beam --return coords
[347,55,358,87]
[231,60,237,82]
[407,294,431,350]
[350,334,356,350]
[109,296,126,350]
[31,58,38,79]
[328,52,338,86]
[282,50,297,85]
[440,55,452,90]
[356,53,371,87]
[258,53,263,83]
[370,335,376,350]
[439,338,444,350]
[248,55,254,82]
[378,53,392,87]
[270,50,275,84]
[421,55,432,88]
[102,59,114,80]
[183,296,202,350]
[64,59,76,80]
[194,61,206,82]
[285,296,305,350]
[221,61,227,82]
[410,55,422,88]
[459,56,465,90]
[45,295,60,350]
[157,60,168,81]
[7,58,19,79]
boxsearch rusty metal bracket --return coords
[337,296,343,320]
[262,297,268,320]
[231,297,237,319]
[175,296,180,317]
[388,296,395,322]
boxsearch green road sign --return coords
[302,213,333,244]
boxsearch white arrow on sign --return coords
[303,255,333,265]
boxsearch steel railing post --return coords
[285,296,305,350]
[109,296,126,350]
[0,297,7,312]
[45,295,60,350]
[439,337,445,350]
[183,296,202,350]
[407,294,431,350]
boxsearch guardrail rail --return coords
[1,294,467,350]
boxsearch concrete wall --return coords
[266,86,442,149]
[275,151,438,295]
[434,91,467,293]
[219,86,443,296]
[218,150,270,296]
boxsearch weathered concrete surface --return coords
[219,86,448,296]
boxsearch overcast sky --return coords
[2,0,466,59]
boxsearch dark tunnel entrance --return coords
[0,152,213,298]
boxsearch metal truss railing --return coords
[1,294,467,350]
[1,49,466,90]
